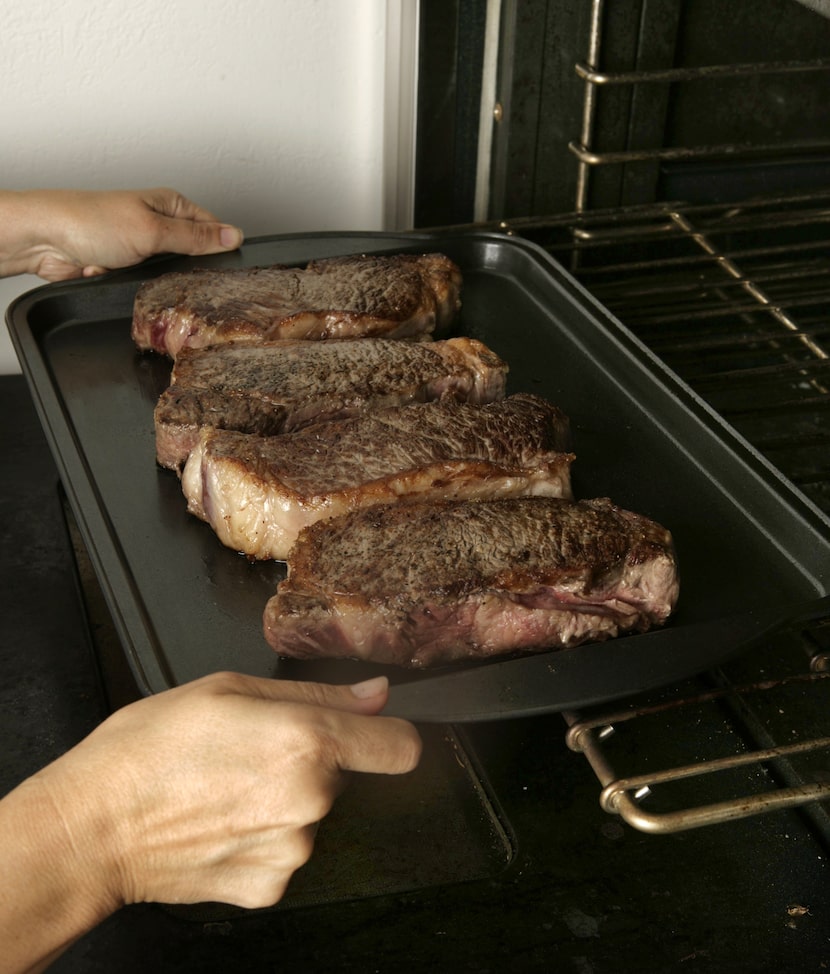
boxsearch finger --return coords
[329,709,423,776]
[218,672,393,717]
[198,672,422,774]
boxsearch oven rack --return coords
[467,189,830,835]
[569,0,830,214]
[450,187,830,833]
[490,192,830,834]
[563,619,830,841]
[490,190,830,519]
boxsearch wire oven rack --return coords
[426,1,830,833]
[563,628,830,835]
[519,192,830,512]
[486,190,830,833]
[568,0,830,215]
[434,2,830,825]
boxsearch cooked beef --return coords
[181,394,574,560]
[155,337,508,471]
[263,497,680,668]
[132,252,463,358]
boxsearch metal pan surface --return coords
[7,231,830,718]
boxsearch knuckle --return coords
[290,721,335,767]
[381,720,424,774]
[288,826,318,869]
[231,876,291,911]
[303,788,337,825]
[197,670,250,694]
[187,220,213,251]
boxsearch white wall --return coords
[1,0,417,373]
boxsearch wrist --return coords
[0,769,122,969]
[0,191,53,278]
[0,190,75,277]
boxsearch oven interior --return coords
[413,0,830,838]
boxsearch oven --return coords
[3,1,830,970]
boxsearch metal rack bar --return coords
[574,57,830,86]
[572,0,830,211]
[574,0,606,212]
[569,137,830,168]
[563,670,830,834]
[666,209,830,363]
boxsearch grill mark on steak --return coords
[181,394,574,560]
[263,497,680,668]
[132,252,463,358]
[154,337,508,471]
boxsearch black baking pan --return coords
[7,230,830,720]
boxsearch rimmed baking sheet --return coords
[7,231,830,716]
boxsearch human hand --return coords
[3,672,420,970]
[40,672,419,912]
[52,674,420,907]
[0,187,244,281]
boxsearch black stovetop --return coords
[2,372,829,973]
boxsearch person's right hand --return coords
[25,672,421,912]
[0,187,244,281]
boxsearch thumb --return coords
[142,187,244,257]
[157,216,244,257]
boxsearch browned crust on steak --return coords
[263,497,680,668]
[132,252,463,358]
[154,337,509,471]
[180,394,574,560]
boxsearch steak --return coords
[181,394,574,560]
[132,252,463,358]
[155,337,508,471]
[263,497,680,668]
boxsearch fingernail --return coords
[220,226,243,249]
[350,675,389,699]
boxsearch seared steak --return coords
[181,394,574,560]
[155,337,508,471]
[132,252,463,358]
[263,497,679,668]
